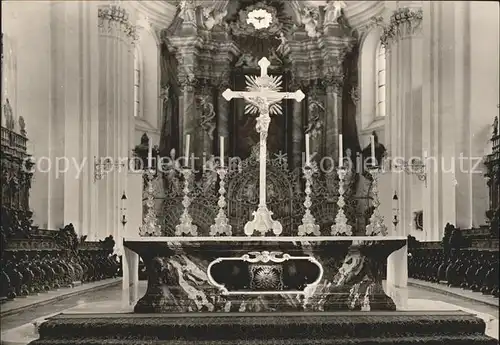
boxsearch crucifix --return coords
[222,57,305,236]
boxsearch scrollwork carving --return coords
[305,95,325,139]
[196,95,216,140]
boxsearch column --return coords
[384,2,423,237]
[291,80,303,169]
[324,78,342,163]
[178,78,197,164]
[98,3,135,250]
[421,1,476,240]
[218,83,230,157]
[46,1,100,237]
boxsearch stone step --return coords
[29,335,500,345]
[29,311,498,345]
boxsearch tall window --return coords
[133,47,141,117]
[376,43,386,117]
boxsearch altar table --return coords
[122,236,408,313]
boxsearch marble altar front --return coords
[122,236,408,313]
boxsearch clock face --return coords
[246,8,273,30]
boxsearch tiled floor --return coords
[1,281,498,345]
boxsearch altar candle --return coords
[339,134,343,166]
[147,136,153,169]
[185,134,190,165]
[305,133,310,164]
[370,135,376,164]
[220,136,224,167]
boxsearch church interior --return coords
[1,0,499,344]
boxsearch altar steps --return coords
[30,311,499,345]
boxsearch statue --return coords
[297,7,320,38]
[493,116,498,137]
[159,85,170,106]
[3,98,14,130]
[178,0,197,23]
[18,116,26,136]
[324,0,346,25]
[305,98,325,138]
[203,7,227,30]
[275,32,287,55]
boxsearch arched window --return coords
[133,47,141,117]
[376,43,386,117]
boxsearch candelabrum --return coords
[298,164,320,236]
[175,167,198,236]
[209,166,232,236]
[365,166,388,236]
[331,166,352,236]
[139,169,161,236]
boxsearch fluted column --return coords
[384,2,423,237]
[98,3,135,251]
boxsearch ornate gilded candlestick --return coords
[365,166,388,236]
[175,167,198,236]
[298,164,320,236]
[139,169,161,236]
[331,166,352,236]
[210,166,232,236]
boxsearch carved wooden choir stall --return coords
[0,120,121,304]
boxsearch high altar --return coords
[123,0,407,314]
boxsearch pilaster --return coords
[98,2,136,250]
[382,4,423,237]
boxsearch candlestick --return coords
[139,169,161,236]
[175,167,198,236]
[220,136,224,167]
[365,166,388,236]
[185,134,190,166]
[148,136,153,169]
[305,133,310,164]
[370,135,375,165]
[331,166,352,236]
[339,134,343,166]
[298,164,320,236]
[209,166,232,236]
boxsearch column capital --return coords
[97,4,138,42]
[178,75,198,92]
[380,7,423,48]
[321,72,344,94]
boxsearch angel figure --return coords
[159,85,170,106]
[298,7,320,38]
[276,32,287,55]
[203,5,228,30]
[179,0,196,23]
[324,0,347,25]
